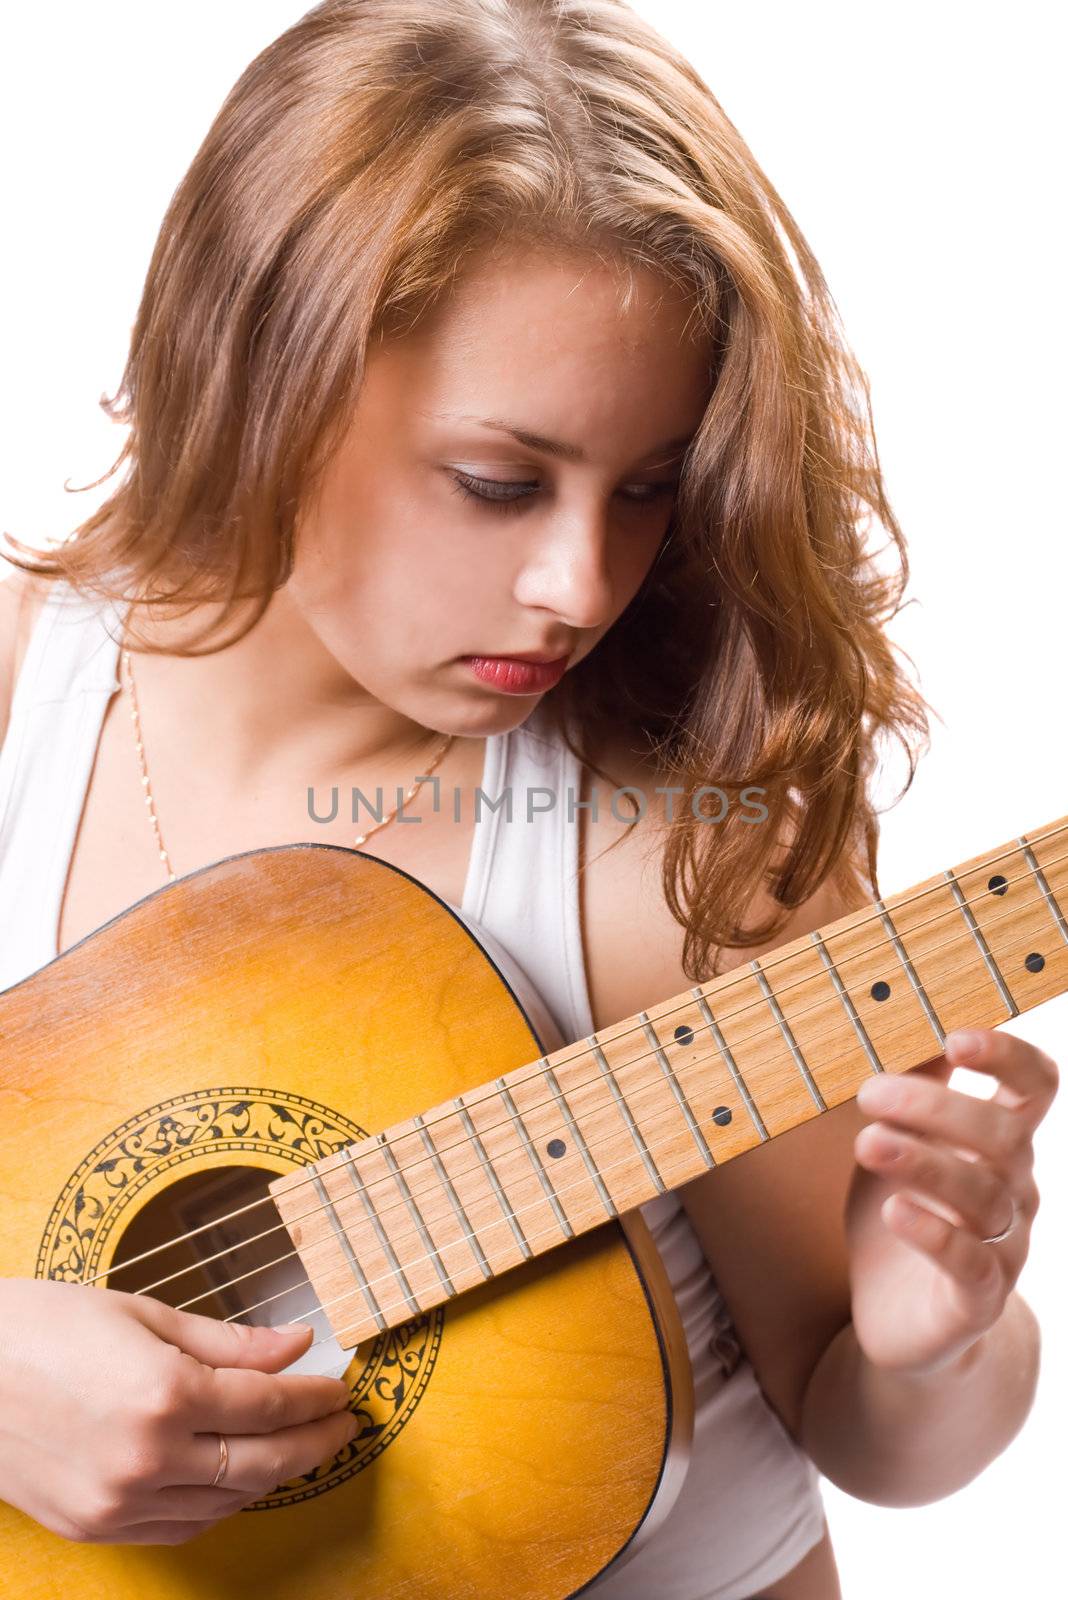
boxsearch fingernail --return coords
[947,1029,984,1060]
[857,1076,898,1112]
[280,1321,313,1335]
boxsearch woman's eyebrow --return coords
[422,410,694,465]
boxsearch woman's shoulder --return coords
[0,564,55,750]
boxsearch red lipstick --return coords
[460,654,569,695]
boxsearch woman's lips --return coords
[460,654,569,694]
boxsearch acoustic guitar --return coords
[0,816,1065,1598]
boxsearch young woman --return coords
[0,2,1057,1596]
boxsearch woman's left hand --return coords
[847,1026,1059,1377]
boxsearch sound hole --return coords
[106,1164,336,1373]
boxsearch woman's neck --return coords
[120,582,442,791]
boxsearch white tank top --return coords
[0,578,825,1600]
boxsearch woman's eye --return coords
[450,473,537,514]
[449,472,677,515]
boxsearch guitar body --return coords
[0,845,693,1600]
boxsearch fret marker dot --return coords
[1025,952,1045,973]
[871,981,891,1002]
[546,1138,567,1159]
[711,1106,732,1127]
[988,874,1008,896]
[674,1024,694,1047]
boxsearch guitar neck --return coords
[270,813,1068,1349]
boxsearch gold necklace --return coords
[120,648,456,881]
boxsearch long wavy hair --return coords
[4,0,930,979]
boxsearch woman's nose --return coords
[512,513,616,630]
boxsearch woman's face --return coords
[287,242,713,737]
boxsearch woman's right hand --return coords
[0,1277,357,1545]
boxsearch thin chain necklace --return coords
[119,647,456,882]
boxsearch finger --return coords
[187,1361,352,1435]
[856,1070,1028,1170]
[124,1297,321,1375]
[177,1409,359,1496]
[118,1484,259,1525]
[122,1296,350,1432]
[855,1122,1020,1241]
[879,1191,1010,1312]
[944,1028,1060,1118]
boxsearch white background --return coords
[1,3,1064,1594]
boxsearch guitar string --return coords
[284,949,1038,1353]
[122,843,1067,1318]
[91,823,1068,1297]
[171,844,1061,1318]
[157,836,1068,1308]
[223,889,1061,1337]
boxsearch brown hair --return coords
[4,0,930,979]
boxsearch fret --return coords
[944,835,1068,1013]
[341,1135,458,1311]
[453,1094,532,1259]
[495,1058,614,1235]
[1019,836,1068,949]
[414,1103,529,1279]
[496,1076,575,1240]
[754,934,878,1109]
[638,1010,717,1174]
[584,1027,683,1190]
[751,958,826,1112]
[943,868,1019,1016]
[810,930,885,1081]
[343,1146,421,1316]
[873,897,946,1050]
[588,1011,722,1190]
[691,988,769,1140]
[374,1133,456,1299]
[542,1061,622,1218]
[455,1083,572,1256]
[544,1044,651,1214]
[1025,823,1068,944]
[411,1111,492,1282]
[368,1115,493,1295]
[640,993,764,1161]
[587,1036,667,1194]
[271,1113,497,1347]
[879,868,1015,1037]
[810,897,942,1071]
[694,975,802,1138]
[311,1169,387,1333]
[293,1147,420,1340]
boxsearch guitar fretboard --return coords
[270,815,1068,1349]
